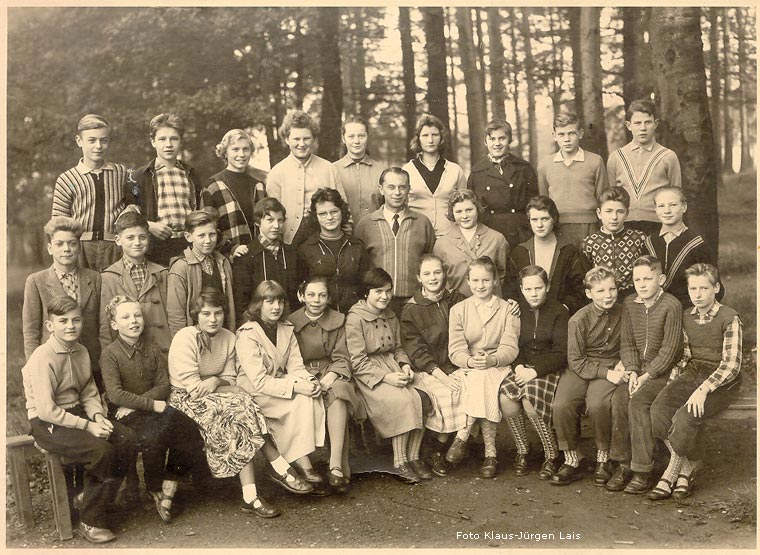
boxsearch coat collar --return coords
[338,153,376,168]
[348,299,396,323]
[289,307,345,332]
[471,153,531,173]
[409,287,453,307]
[46,334,84,355]
[237,319,294,355]
[45,265,95,306]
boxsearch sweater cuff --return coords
[77,418,90,431]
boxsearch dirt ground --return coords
[5,417,756,550]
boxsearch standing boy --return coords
[606,255,683,494]
[24,217,103,388]
[100,211,171,355]
[468,120,538,249]
[538,112,608,248]
[126,113,203,266]
[22,296,136,543]
[607,99,681,236]
[52,114,129,271]
[354,167,436,317]
[581,187,647,301]
[550,267,624,486]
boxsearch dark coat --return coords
[514,298,569,377]
[126,158,203,222]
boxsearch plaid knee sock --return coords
[563,450,580,467]
[407,428,424,461]
[506,414,529,455]
[456,416,475,442]
[527,412,558,460]
[597,449,609,463]
[481,420,498,458]
[392,433,409,466]
[661,440,683,484]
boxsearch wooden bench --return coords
[6,434,79,541]
[717,391,757,420]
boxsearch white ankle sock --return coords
[242,483,258,504]
[270,456,290,476]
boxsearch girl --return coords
[400,254,467,477]
[499,265,568,480]
[447,256,520,479]
[236,281,327,489]
[346,268,426,483]
[297,187,371,314]
[201,129,266,259]
[403,114,467,238]
[167,209,235,337]
[505,195,588,315]
[433,189,510,297]
[289,277,363,492]
[168,288,313,519]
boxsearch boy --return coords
[550,266,623,486]
[354,167,436,317]
[232,197,299,325]
[100,211,171,355]
[22,296,136,543]
[607,99,682,236]
[468,120,538,248]
[101,296,206,523]
[52,114,129,271]
[23,216,103,387]
[581,187,647,301]
[126,113,203,266]
[649,263,742,500]
[538,112,608,247]
[644,187,719,307]
[606,255,683,494]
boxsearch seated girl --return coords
[498,265,568,481]
[346,268,426,483]
[446,256,520,479]
[235,281,327,489]
[289,276,364,492]
[169,287,313,519]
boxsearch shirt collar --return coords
[474,296,497,309]
[631,142,655,152]
[341,153,373,167]
[47,334,83,354]
[383,206,407,222]
[122,257,147,271]
[117,335,144,358]
[53,266,78,280]
[288,153,314,168]
[76,159,115,174]
[634,289,664,305]
[659,224,688,238]
[690,301,722,317]
[552,148,585,165]
[191,247,208,263]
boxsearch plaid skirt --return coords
[412,370,468,434]
[169,387,268,478]
[500,372,560,428]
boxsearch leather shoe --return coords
[268,468,314,495]
[150,490,173,523]
[605,465,633,492]
[300,467,325,484]
[479,457,498,479]
[445,438,467,464]
[647,479,673,501]
[394,462,420,484]
[672,473,695,500]
[513,453,529,476]
[624,471,652,495]
[537,459,558,480]
[549,463,583,486]
[241,496,281,518]
[429,452,450,477]
[409,459,434,480]
[76,522,116,544]
[328,467,349,490]
[594,461,613,486]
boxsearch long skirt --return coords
[412,370,468,433]
[324,379,366,420]
[253,393,326,464]
[169,387,268,478]
[459,366,511,422]
[500,371,561,429]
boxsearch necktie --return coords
[392,214,400,236]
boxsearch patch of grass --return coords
[711,481,758,525]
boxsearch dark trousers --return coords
[651,361,742,461]
[79,240,122,272]
[552,370,616,451]
[118,406,206,492]
[147,236,187,267]
[30,406,137,529]
[627,220,661,237]
[610,373,669,472]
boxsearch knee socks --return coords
[661,439,683,485]
[527,412,558,461]
[481,420,497,458]
[455,416,476,442]
[407,429,424,461]
[563,450,580,468]
[392,433,410,467]
[597,449,609,463]
[506,414,529,455]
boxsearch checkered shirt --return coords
[192,247,215,275]
[54,267,80,302]
[155,164,193,238]
[123,257,148,293]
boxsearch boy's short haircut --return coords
[553,112,581,131]
[379,166,410,186]
[185,208,219,233]
[597,186,631,210]
[685,262,720,286]
[626,98,657,121]
[215,129,254,161]
[633,254,663,274]
[149,113,184,139]
[584,266,617,290]
[446,189,485,222]
[279,111,319,142]
[484,119,513,144]
[104,295,140,323]
[653,185,687,205]
[77,114,109,134]
[519,264,550,286]
[410,113,448,155]
[44,216,84,242]
[526,195,561,228]
[47,295,81,317]
[114,210,150,234]
[252,197,286,224]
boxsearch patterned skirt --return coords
[500,372,560,427]
[169,387,268,478]
[412,370,468,434]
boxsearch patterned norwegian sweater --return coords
[581,227,647,298]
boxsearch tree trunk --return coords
[399,7,417,160]
[569,8,584,123]
[508,8,524,154]
[487,8,507,122]
[456,7,487,164]
[294,17,305,110]
[579,7,608,160]
[446,7,460,162]
[520,8,538,167]
[736,8,752,171]
[547,8,562,114]
[708,8,722,183]
[317,8,343,161]
[422,7,450,130]
[722,8,734,174]
[264,37,287,167]
[474,9,489,119]
[651,7,719,262]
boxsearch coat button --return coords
[490,210,495,215]
[486,186,491,191]
[511,209,515,213]
[509,183,514,188]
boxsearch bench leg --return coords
[7,447,35,529]
[44,454,73,541]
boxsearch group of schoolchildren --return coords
[20,99,743,544]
